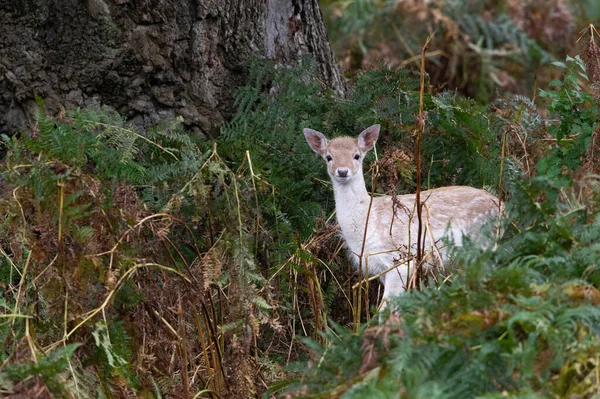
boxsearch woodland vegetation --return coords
[2,0,600,398]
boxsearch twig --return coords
[44,262,189,352]
[352,255,414,289]
[423,203,445,274]
[399,50,445,68]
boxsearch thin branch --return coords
[415,32,436,290]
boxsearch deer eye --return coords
[353,153,360,160]
[326,155,332,162]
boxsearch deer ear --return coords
[303,128,328,155]
[358,124,380,152]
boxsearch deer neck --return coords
[332,172,371,238]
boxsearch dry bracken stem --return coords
[415,32,435,290]
[214,292,225,371]
[191,304,213,391]
[293,267,308,336]
[151,308,183,339]
[231,163,245,267]
[510,129,530,176]
[205,309,222,393]
[90,213,175,257]
[25,317,37,364]
[355,147,379,329]
[11,250,31,331]
[62,290,82,397]
[367,148,380,313]
[531,69,538,104]
[405,199,417,289]
[399,50,445,68]
[66,341,81,398]
[30,254,58,287]
[306,244,328,338]
[163,236,198,284]
[0,314,32,319]
[172,142,218,201]
[178,295,191,399]
[0,247,21,290]
[57,180,64,245]
[12,186,26,232]
[201,301,227,391]
[596,354,600,395]
[192,389,222,399]
[313,256,352,307]
[306,260,322,340]
[287,316,296,365]
[392,22,416,58]
[494,129,508,247]
[245,151,261,259]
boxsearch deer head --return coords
[303,124,380,184]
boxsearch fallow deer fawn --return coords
[304,124,500,309]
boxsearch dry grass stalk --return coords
[413,32,435,291]
[355,148,381,328]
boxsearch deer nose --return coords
[337,168,349,178]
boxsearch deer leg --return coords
[378,265,409,314]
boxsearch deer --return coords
[303,124,500,310]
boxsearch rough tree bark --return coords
[0,0,345,137]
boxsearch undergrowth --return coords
[0,42,599,398]
[321,0,594,102]
[278,176,600,398]
[0,104,275,397]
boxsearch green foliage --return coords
[26,105,144,182]
[91,321,133,379]
[1,46,599,398]
[221,58,507,239]
[537,56,597,184]
[0,344,81,396]
[0,99,277,397]
[0,107,198,394]
[221,57,334,237]
[280,175,600,398]
[216,59,519,342]
[137,118,206,210]
[574,0,600,23]
[322,0,558,102]
[426,92,505,188]
[449,12,548,101]
[269,54,600,398]
[3,105,203,207]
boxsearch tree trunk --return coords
[0,0,345,138]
